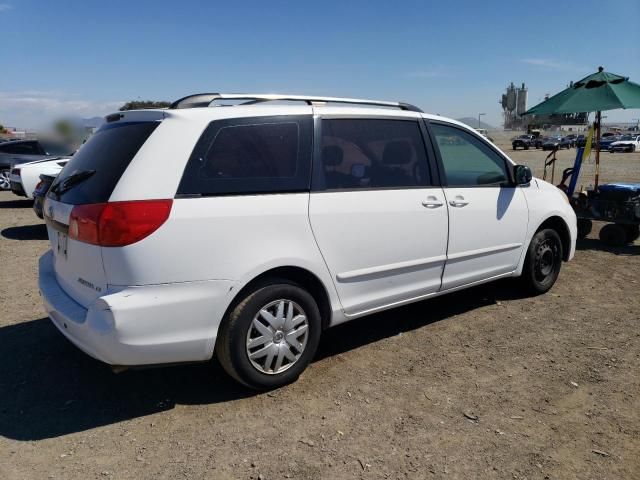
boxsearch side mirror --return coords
[514,164,532,185]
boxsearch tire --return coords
[216,281,322,390]
[599,223,627,247]
[0,170,10,191]
[621,224,640,243]
[631,145,636,153]
[524,145,529,150]
[577,219,592,239]
[521,229,563,295]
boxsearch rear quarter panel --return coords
[100,193,343,318]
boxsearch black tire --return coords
[599,223,627,247]
[524,145,529,150]
[216,281,322,390]
[521,229,563,295]
[621,224,640,243]
[577,219,593,239]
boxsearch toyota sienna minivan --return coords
[39,93,576,389]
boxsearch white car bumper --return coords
[39,250,235,366]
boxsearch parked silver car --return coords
[0,139,73,190]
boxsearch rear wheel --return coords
[599,223,627,247]
[521,229,563,294]
[577,219,592,239]
[622,224,640,243]
[216,282,322,390]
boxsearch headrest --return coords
[322,145,343,167]
[382,141,412,165]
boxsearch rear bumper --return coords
[39,250,235,366]
[10,180,26,197]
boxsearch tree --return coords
[0,124,7,134]
[54,119,74,138]
[119,100,171,111]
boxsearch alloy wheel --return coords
[0,171,10,190]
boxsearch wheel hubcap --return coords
[0,172,9,190]
[534,239,558,281]
[246,299,309,375]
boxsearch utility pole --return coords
[478,113,486,129]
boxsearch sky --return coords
[1,0,639,129]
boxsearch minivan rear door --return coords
[44,117,162,308]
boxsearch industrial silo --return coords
[506,83,517,112]
[516,82,528,117]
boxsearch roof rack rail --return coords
[169,93,423,112]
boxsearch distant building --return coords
[500,82,589,131]
[500,82,528,129]
[4,127,27,138]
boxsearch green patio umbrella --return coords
[525,67,640,189]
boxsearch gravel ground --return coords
[0,143,639,479]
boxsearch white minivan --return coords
[39,94,576,389]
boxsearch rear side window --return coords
[314,119,431,190]
[178,115,313,196]
[48,121,159,205]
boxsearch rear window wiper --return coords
[51,169,96,196]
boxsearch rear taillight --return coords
[11,168,21,176]
[68,199,173,247]
[35,180,43,191]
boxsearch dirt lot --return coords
[1,144,639,480]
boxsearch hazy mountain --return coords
[456,117,495,130]
[79,117,105,128]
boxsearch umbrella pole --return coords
[594,110,601,190]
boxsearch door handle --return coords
[422,196,444,208]
[449,195,469,207]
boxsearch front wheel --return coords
[520,229,563,294]
[216,282,322,390]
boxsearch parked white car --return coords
[39,94,577,389]
[609,135,640,153]
[9,157,69,198]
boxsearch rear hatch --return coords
[44,115,162,308]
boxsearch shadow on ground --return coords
[1,223,48,241]
[0,280,524,441]
[576,237,640,256]
[0,199,33,209]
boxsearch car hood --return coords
[610,141,634,145]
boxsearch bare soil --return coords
[1,144,639,480]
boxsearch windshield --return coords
[40,141,75,156]
[48,121,159,205]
